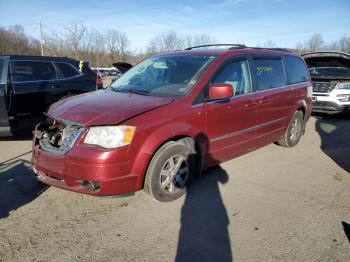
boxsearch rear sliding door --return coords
[9,60,59,129]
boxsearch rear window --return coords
[284,56,309,84]
[10,61,57,82]
[56,62,80,78]
[254,59,285,91]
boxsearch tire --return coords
[144,140,196,202]
[277,111,304,148]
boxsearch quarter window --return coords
[10,61,57,82]
[211,60,252,96]
[254,59,285,91]
[56,62,80,78]
[284,56,309,84]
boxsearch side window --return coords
[254,59,285,91]
[211,60,252,96]
[284,56,309,84]
[56,62,80,78]
[10,61,57,82]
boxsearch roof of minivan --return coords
[165,48,296,57]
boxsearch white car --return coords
[303,52,350,114]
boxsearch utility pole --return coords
[39,21,44,56]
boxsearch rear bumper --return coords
[31,145,139,196]
[312,89,350,114]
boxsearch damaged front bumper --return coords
[31,116,138,196]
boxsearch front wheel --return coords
[144,141,195,202]
[277,111,304,148]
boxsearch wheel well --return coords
[297,107,305,118]
[140,135,202,189]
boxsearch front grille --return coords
[312,81,337,93]
[35,118,83,155]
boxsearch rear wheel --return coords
[144,140,195,202]
[277,111,304,148]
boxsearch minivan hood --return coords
[302,52,350,68]
[48,90,174,126]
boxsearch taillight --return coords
[96,75,103,89]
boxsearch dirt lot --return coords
[0,115,349,262]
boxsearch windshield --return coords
[111,55,216,97]
[309,67,350,77]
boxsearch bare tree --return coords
[64,23,87,59]
[43,31,66,57]
[188,33,216,47]
[0,25,40,55]
[105,29,129,63]
[148,31,216,53]
[338,35,350,53]
[147,31,185,54]
[89,29,105,67]
[308,33,324,52]
[263,40,276,48]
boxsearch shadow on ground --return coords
[176,165,232,262]
[0,153,47,219]
[314,113,350,173]
[342,221,350,242]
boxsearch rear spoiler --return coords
[112,62,133,73]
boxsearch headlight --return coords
[335,82,350,90]
[84,126,135,149]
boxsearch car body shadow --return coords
[176,142,232,262]
[0,132,33,141]
[0,155,47,219]
[314,113,350,173]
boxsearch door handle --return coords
[50,84,60,89]
[244,101,257,108]
[259,97,270,104]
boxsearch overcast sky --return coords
[1,0,349,52]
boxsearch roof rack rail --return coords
[245,47,291,52]
[185,44,247,50]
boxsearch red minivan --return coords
[32,45,312,201]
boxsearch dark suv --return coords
[32,45,312,201]
[0,55,98,136]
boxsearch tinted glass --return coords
[309,67,350,77]
[0,62,4,83]
[10,61,57,82]
[111,55,216,97]
[211,60,252,96]
[284,56,309,84]
[254,59,285,91]
[56,62,80,78]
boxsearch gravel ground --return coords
[0,115,349,262]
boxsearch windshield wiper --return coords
[126,89,152,96]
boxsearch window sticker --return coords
[257,66,272,76]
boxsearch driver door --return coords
[205,57,258,164]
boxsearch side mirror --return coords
[208,83,234,100]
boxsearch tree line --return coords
[1,23,350,67]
